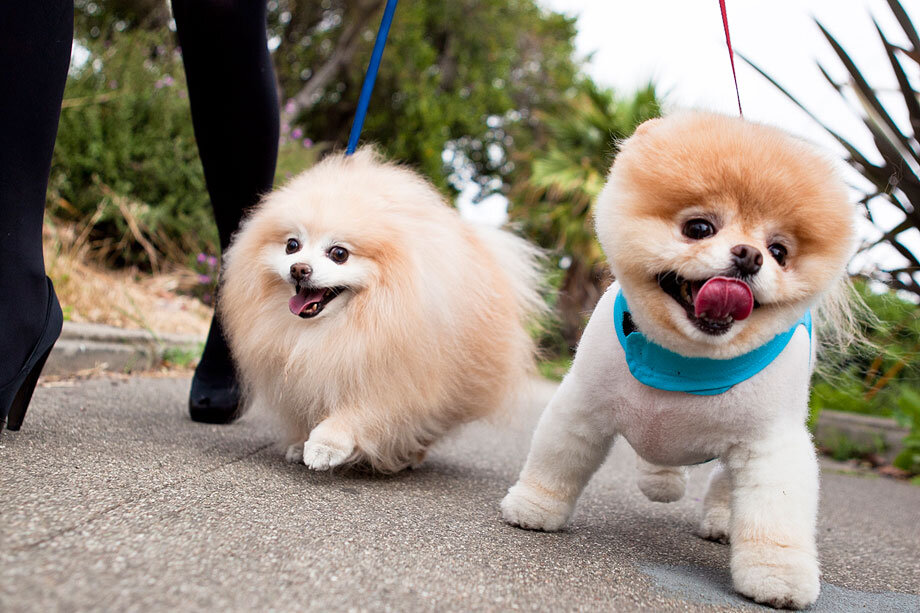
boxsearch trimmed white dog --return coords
[501,113,857,610]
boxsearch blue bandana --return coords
[614,290,812,396]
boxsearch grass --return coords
[161,343,205,369]
[538,355,572,382]
[820,432,888,463]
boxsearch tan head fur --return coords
[595,112,857,358]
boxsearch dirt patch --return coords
[43,216,212,338]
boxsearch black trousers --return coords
[0,1,279,386]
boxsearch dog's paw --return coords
[732,543,820,610]
[284,443,304,464]
[302,439,352,471]
[637,468,687,503]
[300,417,356,471]
[501,482,573,532]
[697,506,730,543]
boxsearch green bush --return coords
[50,29,216,269]
[50,26,326,270]
[892,388,920,474]
[809,281,919,474]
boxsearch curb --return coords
[814,409,909,462]
[45,322,203,376]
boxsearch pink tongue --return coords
[693,277,754,321]
[288,288,326,316]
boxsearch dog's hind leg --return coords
[698,461,731,542]
[635,456,687,503]
[284,443,304,463]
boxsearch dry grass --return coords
[43,215,212,338]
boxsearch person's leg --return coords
[0,1,72,430]
[171,0,280,423]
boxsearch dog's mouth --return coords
[288,285,347,319]
[657,272,757,336]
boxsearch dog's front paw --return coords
[698,505,730,543]
[302,439,352,471]
[284,443,304,464]
[300,417,356,471]
[732,543,820,610]
[501,482,573,532]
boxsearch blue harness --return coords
[613,290,812,396]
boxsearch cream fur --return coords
[221,148,545,473]
[502,113,857,610]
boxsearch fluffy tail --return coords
[472,224,549,325]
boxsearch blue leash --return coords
[346,0,399,155]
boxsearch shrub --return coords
[49,28,216,269]
[809,280,919,474]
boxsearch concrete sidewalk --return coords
[2,376,918,611]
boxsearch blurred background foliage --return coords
[53,1,919,473]
[810,281,920,473]
[510,80,661,349]
[55,8,210,270]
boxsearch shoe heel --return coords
[5,347,53,431]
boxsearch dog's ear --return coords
[631,117,663,139]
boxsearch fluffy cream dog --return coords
[220,148,544,473]
[501,112,857,609]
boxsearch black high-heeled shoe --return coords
[1,277,63,434]
[188,370,241,424]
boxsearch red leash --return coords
[719,0,743,116]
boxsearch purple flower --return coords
[302,138,313,149]
[284,99,296,115]
[198,274,211,284]
[291,127,303,139]
[281,122,291,134]
[206,255,218,268]
[197,253,207,264]
[109,80,118,89]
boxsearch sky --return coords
[517,0,919,286]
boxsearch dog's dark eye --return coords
[285,238,301,254]
[768,243,788,266]
[683,219,716,240]
[328,246,349,264]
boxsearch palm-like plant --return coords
[510,80,661,350]
[742,0,920,298]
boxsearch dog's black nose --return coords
[731,244,763,276]
[290,263,312,282]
